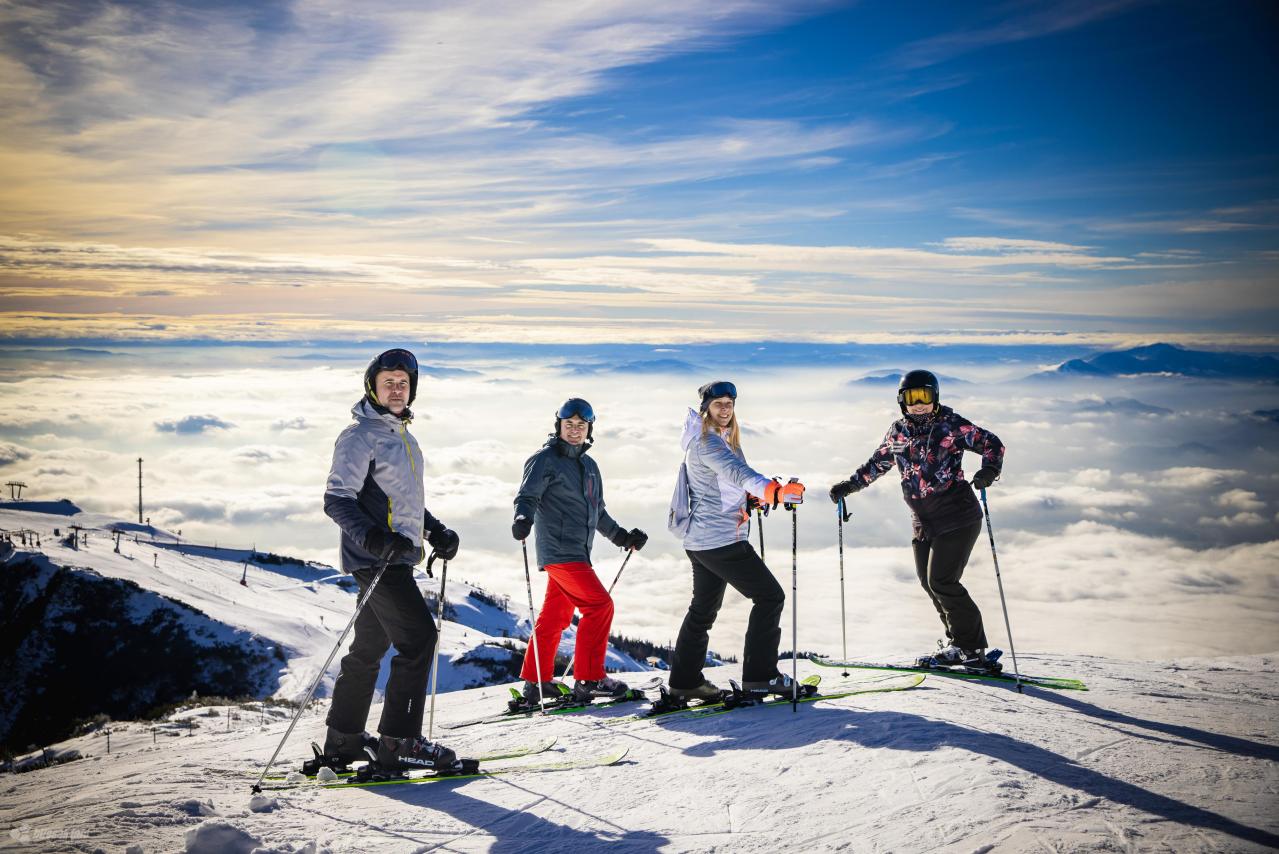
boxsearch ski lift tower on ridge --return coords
[5,481,26,500]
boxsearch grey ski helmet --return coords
[555,397,595,444]
[897,369,939,415]
[364,348,419,408]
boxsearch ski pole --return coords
[521,539,548,715]
[837,498,851,677]
[785,479,800,712]
[426,556,448,741]
[561,548,633,681]
[251,557,391,793]
[979,489,1023,693]
[756,508,765,559]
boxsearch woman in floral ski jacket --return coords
[829,370,1005,671]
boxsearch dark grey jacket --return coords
[514,437,623,569]
[324,399,446,573]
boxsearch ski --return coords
[259,746,629,791]
[811,655,1087,691]
[440,676,663,730]
[268,735,559,781]
[684,673,926,720]
[598,673,925,726]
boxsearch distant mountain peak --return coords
[1044,342,1279,380]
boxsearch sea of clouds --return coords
[1,342,1276,662]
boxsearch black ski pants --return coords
[669,540,785,688]
[913,521,987,651]
[326,564,437,739]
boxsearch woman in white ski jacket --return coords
[666,381,806,701]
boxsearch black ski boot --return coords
[741,673,805,697]
[960,649,1003,674]
[571,675,630,703]
[513,680,569,710]
[649,679,724,715]
[302,727,375,775]
[378,734,458,772]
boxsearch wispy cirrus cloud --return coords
[0,1,1274,345]
[891,0,1143,70]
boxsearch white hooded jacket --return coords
[678,407,773,552]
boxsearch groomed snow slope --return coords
[1,653,1275,853]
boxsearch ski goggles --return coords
[698,380,737,402]
[900,386,936,406]
[556,398,595,423]
[373,348,417,373]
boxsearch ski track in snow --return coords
[2,509,1278,852]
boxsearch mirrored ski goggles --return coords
[900,386,936,406]
[556,398,595,422]
[699,380,737,402]
[373,348,417,373]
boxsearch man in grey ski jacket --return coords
[317,348,461,775]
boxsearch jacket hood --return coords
[680,407,703,451]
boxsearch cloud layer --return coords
[1,343,1275,659]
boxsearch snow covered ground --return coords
[0,506,647,709]
[2,653,1276,853]
[3,506,1278,852]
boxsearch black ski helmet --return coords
[555,397,595,444]
[897,369,939,415]
[697,380,737,414]
[364,348,419,408]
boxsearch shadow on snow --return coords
[649,689,1279,849]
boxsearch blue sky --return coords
[0,0,1276,343]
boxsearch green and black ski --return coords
[258,746,629,791]
[440,676,663,730]
[811,655,1086,691]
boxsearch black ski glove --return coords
[829,480,861,504]
[622,528,648,551]
[608,527,629,548]
[427,527,460,561]
[512,515,532,542]
[971,469,999,491]
[364,528,419,565]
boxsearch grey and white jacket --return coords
[324,398,445,573]
[679,408,773,552]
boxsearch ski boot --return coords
[919,642,966,668]
[571,675,630,704]
[301,727,376,776]
[918,642,1004,674]
[354,735,473,782]
[511,680,570,711]
[729,673,816,708]
[649,679,724,715]
[960,648,1003,675]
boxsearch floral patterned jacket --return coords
[851,406,1004,539]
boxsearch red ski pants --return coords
[519,561,614,682]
